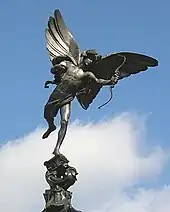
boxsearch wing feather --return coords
[48,17,69,54]
[45,9,80,65]
[46,28,69,59]
[54,10,73,47]
[54,10,80,63]
[77,52,158,109]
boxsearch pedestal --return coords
[42,154,81,212]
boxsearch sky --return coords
[0,0,170,211]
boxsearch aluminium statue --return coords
[42,9,158,156]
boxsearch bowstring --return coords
[98,54,127,109]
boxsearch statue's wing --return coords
[45,9,80,65]
[76,83,102,110]
[77,52,158,109]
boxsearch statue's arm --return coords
[45,65,64,88]
[82,71,116,86]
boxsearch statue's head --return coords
[80,49,101,70]
[81,49,97,60]
[86,49,98,55]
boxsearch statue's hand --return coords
[109,75,119,87]
[44,81,53,88]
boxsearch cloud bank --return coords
[0,113,169,212]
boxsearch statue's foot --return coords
[42,125,56,139]
[52,147,60,156]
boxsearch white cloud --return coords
[93,186,170,212]
[0,113,169,212]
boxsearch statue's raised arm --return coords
[76,52,158,109]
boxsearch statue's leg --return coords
[42,104,58,139]
[53,103,71,155]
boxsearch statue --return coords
[41,9,158,212]
[42,9,158,156]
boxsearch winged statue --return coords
[42,9,158,156]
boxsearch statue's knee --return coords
[44,104,54,119]
[60,120,68,127]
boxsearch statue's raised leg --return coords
[42,104,58,139]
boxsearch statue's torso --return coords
[59,62,86,90]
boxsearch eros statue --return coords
[41,9,158,212]
[42,9,158,157]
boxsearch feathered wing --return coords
[45,9,80,65]
[77,52,158,109]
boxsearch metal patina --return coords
[42,9,158,212]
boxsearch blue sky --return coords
[0,1,170,211]
[0,1,169,145]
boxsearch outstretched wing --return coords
[45,9,80,65]
[77,52,158,109]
